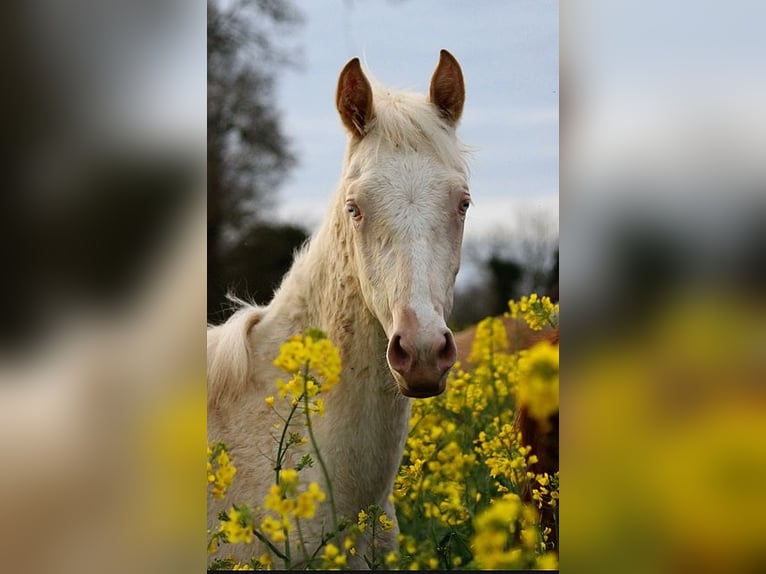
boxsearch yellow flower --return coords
[279,468,299,487]
[517,340,559,423]
[357,509,369,530]
[257,553,272,570]
[468,316,509,364]
[294,482,326,519]
[471,495,544,569]
[273,330,342,398]
[379,513,395,530]
[507,294,558,330]
[207,533,219,554]
[320,543,347,569]
[536,552,559,570]
[343,536,357,556]
[265,395,275,407]
[219,506,254,544]
[259,514,287,543]
[208,442,237,499]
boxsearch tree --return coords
[451,208,558,327]
[207,0,303,323]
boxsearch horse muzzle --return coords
[386,321,457,398]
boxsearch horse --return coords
[207,50,470,568]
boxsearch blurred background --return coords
[1,1,206,573]
[563,1,766,573]
[2,1,766,573]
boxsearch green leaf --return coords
[304,327,327,340]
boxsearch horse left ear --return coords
[336,58,375,138]
[429,49,465,125]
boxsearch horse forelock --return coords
[345,82,471,176]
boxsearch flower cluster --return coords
[208,442,236,499]
[471,493,556,569]
[259,469,327,545]
[467,315,509,363]
[507,293,559,331]
[391,295,559,570]
[320,543,347,569]
[532,472,560,512]
[207,297,559,570]
[208,446,333,568]
[273,329,341,400]
[474,418,538,489]
[219,505,255,544]
[517,340,560,425]
[356,505,395,532]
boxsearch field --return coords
[207,295,559,570]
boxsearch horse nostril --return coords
[437,331,457,369]
[388,333,412,372]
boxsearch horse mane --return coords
[353,81,471,175]
[207,298,265,409]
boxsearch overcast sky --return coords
[273,0,559,252]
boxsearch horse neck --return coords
[268,188,389,386]
[262,177,412,509]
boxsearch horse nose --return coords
[387,329,457,398]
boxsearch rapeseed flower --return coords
[273,330,341,396]
[357,509,369,531]
[321,543,347,569]
[517,340,559,424]
[294,482,326,519]
[208,442,237,499]
[507,293,558,331]
[219,505,255,544]
[259,514,288,544]
[379,513,395,530]
[468,316,509,363]
[471,494,541,569]
[208,297,559,570]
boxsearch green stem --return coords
[301,363,340,546]
[283,528,292,568]
[252,530,288,563]
[308,528,342,566]
[275,394,303,483]
[295,518,311,567]
[370,513,377,570]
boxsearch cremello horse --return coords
[208,50,470,568]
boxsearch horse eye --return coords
[346,202,361,219]
[459,199,471,214]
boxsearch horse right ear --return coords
[336,58,375,138]
[429,49,465,126]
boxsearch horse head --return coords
[335,50,469,398]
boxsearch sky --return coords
[272,0,559,255]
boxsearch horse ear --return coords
[429,49,465,125]
[336,58,375,137]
